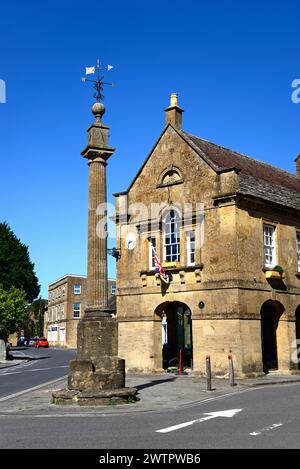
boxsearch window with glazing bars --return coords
[164,210,180,262]
[263,224,276,267]
[297,232,300,272]
[73,302,81,318]
[149,237,156,269]
[187,231,195,265]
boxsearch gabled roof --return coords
[184,131,300,211]
[113,124,219,197]
[114,124,300,211]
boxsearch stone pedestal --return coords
[52,311,137,405]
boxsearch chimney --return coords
[164,93,184,129]
[296,155,300,177]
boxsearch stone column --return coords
[86,156,108,312]
[52,101,137,405]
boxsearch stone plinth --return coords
[52,312,137,405]
[52,387,138,406]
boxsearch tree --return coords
[0,286,28,342]
[27,297,48,337]
[0,222,40,302]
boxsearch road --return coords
[0,375,300,448]
[0,347,76,399]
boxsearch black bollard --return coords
[228,352,235,387]
[206,355,212,391]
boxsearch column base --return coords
[52,387,138,406]
[84,305,115,318]
[52,306,138,405]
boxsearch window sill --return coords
[140,263,204,276]
[262,266,277,272]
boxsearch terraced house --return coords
[114,94,300,377]
[45,275,116,348]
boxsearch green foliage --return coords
[27,298,48,336]
[0,285,28,341]
[108,399,117,406]
[167,366,178,373]
[273,265,284,273]
[0,222,40,302]
[127,395,138,404]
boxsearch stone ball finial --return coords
[92,102,105,119]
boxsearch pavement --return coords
[1,369,300,416]
[0,359,26,369]
[0,347,36,369]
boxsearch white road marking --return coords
[0,376,67,403]
[0,365,69,376]
[156,408,243,433]
[0,361,34,375]
[249,422,283,436]
[10,351,28,357]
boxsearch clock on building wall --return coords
[125,232,136,250]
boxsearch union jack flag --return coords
[150,242,169,283]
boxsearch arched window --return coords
[164,210,180,262]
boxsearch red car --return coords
[35,337,49,348]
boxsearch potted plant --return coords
[265,265,285,279]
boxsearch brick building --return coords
[45,275,116,348]
[114,94,300,377]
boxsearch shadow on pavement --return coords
[135,377,176,391]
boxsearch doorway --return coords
[296,306,300,371]
[156,301,193,370]
[261,300,284,373]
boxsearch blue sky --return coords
[0,0,299,298]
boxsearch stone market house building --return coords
[45,275,116,348]
[114,94,300,377]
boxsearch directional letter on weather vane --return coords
[81,59,115,102]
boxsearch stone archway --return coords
[154,301,193,370]
[261,300,285,373]
[295,306,300,371]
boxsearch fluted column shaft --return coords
[86,156,108,309]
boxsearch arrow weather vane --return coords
[81,59,114,102]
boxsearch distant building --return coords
[45,275,116,348]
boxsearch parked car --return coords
[35,338,49,348]
[17,336,26,347]
[27,337,36,346]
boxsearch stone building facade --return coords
[114,94,300,377]
[45,275,116,348]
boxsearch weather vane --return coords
[81,59,114,102]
